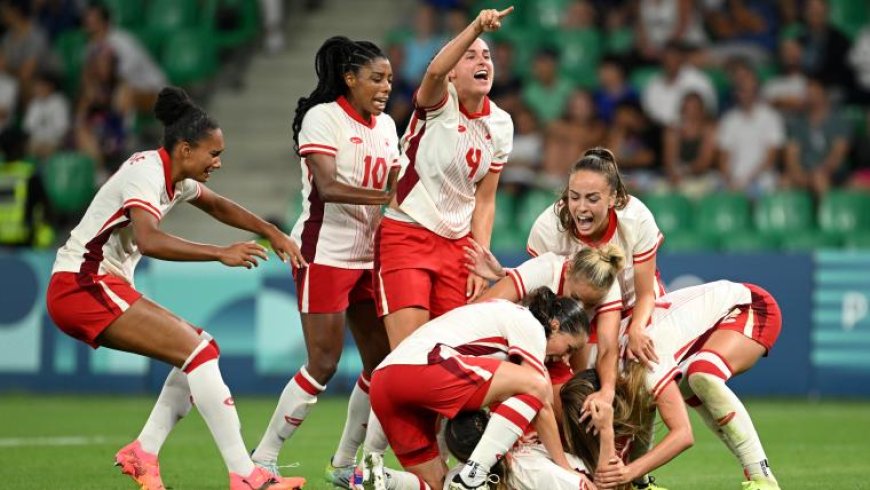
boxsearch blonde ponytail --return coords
[569,244,626,294]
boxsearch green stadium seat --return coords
[754,190,814,238]
[605,28,634,55]
[496,28,549,80]
[99,0,143,28]
[818,190,870,239]
[641,193,693,236]
[202,0,261,50]
[829,0,869,38]
[161,30,218,86]
[719,232,779,253]
[145,0,200,37]
[629,66,661,92]
[490,190,519,252]
[556,29,602,88]
[780,231,842,252]
[845,232,870,250]
[524,0,571,30]
[659,231,716,252]
[696,193,752,239]
[42,153,96,215]
[53,29,88,96]
[516,189,560,238]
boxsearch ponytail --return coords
[568,243,625,296]
[524,287,589,338]
[154,86,218,152]
[291,36,386,155]
[557,147,629,234]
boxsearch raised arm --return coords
[416,7,513,108]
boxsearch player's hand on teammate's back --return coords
[595,456,633,488]
[462,238,505,281]
[219,241,269,269]
[474,6,513,33]
[627,329,659,368]
[466,273,488,303]
[265,230,308,269]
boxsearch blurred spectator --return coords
[705,0,779,65]
[847,26,870,104]
[260,0,286,53]
[500,104,543,188]
[636,0,707,62]
[562,0,597,29]
[662,91,720,198]
[0,127,50,247]
[522,48,575,124]
[32,0,79,42]
[602,2,635,60]
[717,65,784,197]
[0,0,53,101]
[0,55,16,130]
[783,78,850,196]
[23,70,70,160]
[642,41,716,126]
[593,55,638,124]
[75,45,125,175]
[444,6,468,37]
[82,4,166,118]
[384,43,415,132]
[847,109,870,190]
[542,89,606,186]
[400,3,444,82]
[489,40,522,111]
[798,0,853,94]
[607,100,662,193]
[762,37,807,113]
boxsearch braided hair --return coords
[291,36,386,155]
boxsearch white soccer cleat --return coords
[354,452,387,490]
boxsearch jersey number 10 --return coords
[362,155,388,189]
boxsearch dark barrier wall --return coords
[0,250,868,396]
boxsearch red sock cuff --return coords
[183,343,219,374]
[357,373,371,394]
[294,368,325,396]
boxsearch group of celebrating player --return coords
[45,6,783,490]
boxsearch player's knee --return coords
[307,349,341,382]
[523,373,550,400]
[182,341,219,374]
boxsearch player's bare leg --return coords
[383,307,429,349]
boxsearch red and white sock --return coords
[385,468,432,489]
[252,365,324,463]
[331,372,371,467]
[682,350,776,483]
[137,330,217,454]
[183,340,252,476]
[461,394,542,485]
[361,411,388,455]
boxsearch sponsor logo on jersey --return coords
[458,125,467,133]
[350,136,363,144]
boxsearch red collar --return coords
[158,147,175,200]
[576,208,618,247]
[337,96,376,129]
[459,96,491,119]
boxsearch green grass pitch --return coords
[1,395,868,489]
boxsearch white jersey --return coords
[389,83,513,239]
[507,443,594,490]
[506,252,623,319]
[376,300,547,378]
[527,196,664,311]
[52,148,201,285]
[291,97,399,268]
[641,281,752,398]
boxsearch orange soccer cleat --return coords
[114,440,165,490]
[229,466,306,490]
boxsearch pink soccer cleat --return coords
[114,440,165,490]
[229,466,306,490]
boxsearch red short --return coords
[546,359,574,385]
[292,263,373,314]
[369,356,500,467]
[46,272,143,348]
[374,218,472,318]
[716,283,782,353]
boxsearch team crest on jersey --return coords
[350,136,363,144]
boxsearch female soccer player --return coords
[368,288,589,490]
[45,87,305,490]
[526,147,665,489]
[561,281,782,490]
[375,7,515,345]
[249,36,399,485]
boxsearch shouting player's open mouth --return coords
[574,214,595,233]
[473,68,490,86]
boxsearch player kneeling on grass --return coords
[365,288,590,490]
[45,87,305,490]
[561,281,782,490]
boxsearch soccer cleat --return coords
[324,458,359,488]
[740,478,780,490]
[447,462,494,490]
[253,458,282,478]
[355,452,387,490]
[447,472,486,490]
[114,440,165,490]
[229,466,306,490]
[634,475,669,490]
